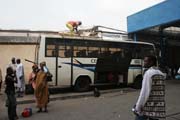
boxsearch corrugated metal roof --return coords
[127,0,180,33]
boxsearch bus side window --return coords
[46,44,55,57]
[113,51,122,57]
[52,50,56,57]
[59,50,65,57]
[64,49,72,57]
[46,50,54,57]
[77,49,87,57]
[101,51,111,57]
[89,50,99,57]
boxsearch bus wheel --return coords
[74,77,91,92]
[133,75,142,89]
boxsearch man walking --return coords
[133,55,166,120]
[16,59,25,97]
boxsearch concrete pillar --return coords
[159,27,167,69]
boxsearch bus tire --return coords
[74,76,91,92]
[133,75,143,89]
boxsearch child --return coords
[29,64,39,90]
[5,67,18,120]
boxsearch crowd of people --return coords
[0,58,50,120]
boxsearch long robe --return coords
[35,71,48,108]
[16,63,25,91]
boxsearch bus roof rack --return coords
[59,26,130,41]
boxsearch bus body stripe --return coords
[63,62,95,72]
[63,62,142,72]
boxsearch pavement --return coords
[14,79,180,119]
[1,79,180,120]
[0,87,137,120]
[1,79,180,105]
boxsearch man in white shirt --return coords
[134,55,165,120]
[16,58,25,97]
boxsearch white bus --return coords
[37,35,155,91]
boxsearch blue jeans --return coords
[135,115,159,120]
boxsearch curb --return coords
[17,93,93,105]
[17,88,136,105]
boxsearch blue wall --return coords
[127,0,180,33]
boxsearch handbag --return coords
[46,72,53,82]
[25,84,34,94]
[22,108,32,117]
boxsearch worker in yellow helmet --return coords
[66,21,82,33]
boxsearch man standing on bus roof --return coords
[66,21,82,33]
[133,55,166,120]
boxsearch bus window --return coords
[46,50,54,57]
[56,44,65,57]
[64,49,72,57]
[133,45,154,59]
[112,51,122,57]
[74,46,88,57]
[58,50,65,57]
[46,45,56,57]
[100,47,108,52]
[47,45,55,49]
[56,43,72,58]
[77,49,87,57]
[109,48,116,52]
[142,47,155,57]
[100,47,109,57]
[88,50,99,57]
[88,47,99,57]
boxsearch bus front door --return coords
[57,58,72,87]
